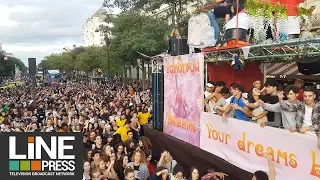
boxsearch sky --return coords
[0,0,107,65]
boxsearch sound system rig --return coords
[152,38,189,131]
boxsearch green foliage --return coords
[37,46,123,76]
[39,52,73,71]
[245,0,287,18]
[76,46,106,73]
[0,50,27,77]
[102,11,170,66]
[297,7,313,24]
[103,0,195,36]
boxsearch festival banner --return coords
[200,112,320,180]
[163,53,204,147]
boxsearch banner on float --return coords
[163,53,204,147]
[200,112,320,180]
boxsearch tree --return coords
[0,50,27,77]
[38,52,73,72]
[103,0,197,36]
[76,46,107,73]
[38,46,122,77]
[102,11,169,85]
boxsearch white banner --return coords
[200,112,320,180]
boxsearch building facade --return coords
[82,7,108,47]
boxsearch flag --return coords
[1,104,9,112]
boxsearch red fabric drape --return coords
[207,62,263,91]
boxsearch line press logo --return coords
[0,132,83,180]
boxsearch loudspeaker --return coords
[168,38,189,56]
[297,56,320,75]
[152,71,164,131]
[225,28,247,42]
[28,58,37,76]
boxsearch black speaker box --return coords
[168,38,189,56]
[152,72,164,131]
[28,58,37,76]
[225,28,247,42]
[297,56,320,75]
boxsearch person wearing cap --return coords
[205,81,226,113]
[114,120,131,142]
[204,82,215,98]
[204,82,215,112]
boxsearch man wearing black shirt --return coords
[260,80,281,128]
[213,4,233,19]
[207,3,234,46]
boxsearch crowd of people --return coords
[0,78,277,180]
[204,78,320,149]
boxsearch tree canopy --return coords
[103,0,201,36]
[102,11,170,67]
[38,46,123,76]
[0,50,27,77]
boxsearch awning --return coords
[265,62,320,80]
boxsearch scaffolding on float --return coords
[203,37,320,61]
[150,0,320,129]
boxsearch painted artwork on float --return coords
[163,53,204,147]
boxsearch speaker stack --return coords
[152,68,164,131]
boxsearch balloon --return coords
[4,56,8,61]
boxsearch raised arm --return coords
[246,101,260,109]
[279,92,299,112]
[280,102,298,112]
[264,153,276,180]
[157,151,166,167]
[263,103,281,113]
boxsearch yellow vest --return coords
[138,112,151,125]
[116,118,126,127]
[115,126,130,142]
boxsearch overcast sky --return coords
[0,0,106,65]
